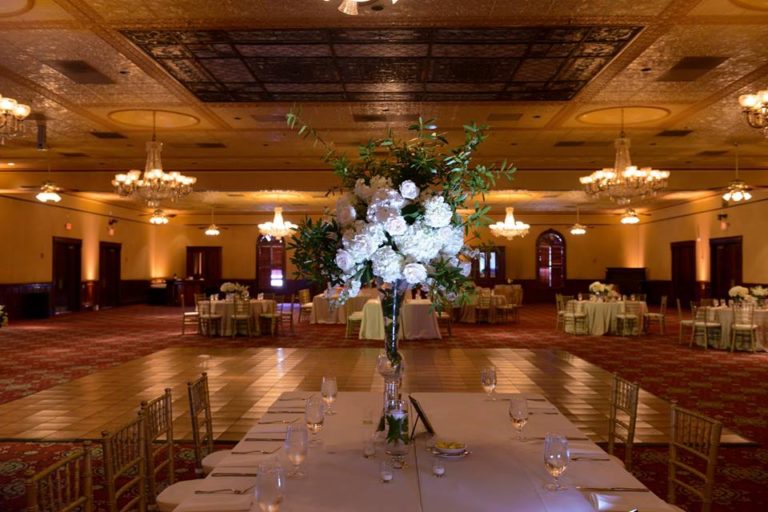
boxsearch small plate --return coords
[433,449,470,459]
[433,441,467,455]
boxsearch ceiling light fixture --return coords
[330,0,400,16]
[112,111,196,208]
[36,182,61,203]
[579,108,670,205]
[722,144,752,203]
[569,207,587,236]
[258,207,296,241]
[0,93,31,144]
[489,207,530,239]
[149,209,169,225]
[205,208,221,236]
[620,208,640,225]
[738,89,768,136]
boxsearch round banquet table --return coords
[565,300,648,336]
[459,294,507,323]
[198,299,276,336]
[493,284,523,306]
[359,299,441,340]
[695,306,768,350]
[310,294,369,324]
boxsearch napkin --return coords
[174,494,252,512]
[588,492,674,511]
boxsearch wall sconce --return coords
[108,218,118,236]
[717,213,729,231]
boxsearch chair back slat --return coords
[102,415,146,512]
[607,374,639,470]
[298,288,311,305]
[141,389,174,506]
[26,443,93,512]
[188,372,214,476]
[659,295,668,314]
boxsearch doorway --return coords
[257,236,286,293]
[99,242,121,309]
[670,241,696,308]
[536,230,566,289]
[709,236,742,299]
[52,237,82,314]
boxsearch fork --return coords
[258,418,298,425]
[195,485,255,495]
[232,447,281,455]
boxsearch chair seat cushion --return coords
[616,314,638,320]
[231,314,252,320]
[157,479,205,512]
[202,449,232,474]
[184,311,200,317]
[301,303,313,309]
[564,313,586,318]
[694,322,721,327]
[679,319,694,326]
[644,313,664,318]
[200,314,222,319]
[733,323,758,330]
[347,311,364,321]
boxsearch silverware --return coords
[211,472,258,477]
[245,437,285,442]
[576,486,650,493]
[527,436,590,441]
[572,457,611,461]
[267,410,304,414]
[232,447,281,455]
[258,418,298,425]
[278,396,312,401]
[529,411,559,415]
[195,485,254,495]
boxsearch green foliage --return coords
[286,216,342,286]
[385,413,410,445]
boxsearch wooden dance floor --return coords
[0,347,750,445]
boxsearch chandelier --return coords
[36,182,61,203]
[0,93,31,144]
[620,208,640,225]
[738,90,768,136]
[489,207,530,239]
[579,111,669,205]
[205,209,221,236]
[112,111,196,208]
[258,207,296,241]
[329,0,400,15]
[149,209,169,225]
[569,207,586,236]
[722,145,752,203]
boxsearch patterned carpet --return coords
[0,304,766,511]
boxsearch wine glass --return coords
[321,376,338,415]
[305,396,325,445]
[508,397,528,441]
[543,433,569,491]
[284,424,309,479]
[480,366,497,401]
[254,462,285,512]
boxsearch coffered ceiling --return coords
[0,0,768,218]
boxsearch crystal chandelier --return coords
[0,93,31,144]
[620,208,640,225]
[489,207,530,239]
[569,207,586,236]
[258,207,297,241]
[738,90,768,136]
[329,0,400,15]
[722,146,752,203]
[579,111,669,205]
[205,209,221,236]
[36,182,61,203]
[112,111,196,208]
[149,209,169,225]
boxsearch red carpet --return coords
[0,304,766,511]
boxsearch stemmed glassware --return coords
[508,396,529,440]
[543,433,570,491]
[254,461,285,511]
[305,396,325,445]
[480,366,497,401]
[284,424,309,479]
[321,376,338,415]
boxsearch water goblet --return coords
[432,455,446,478]
[321,375,338,415]
[543,433,569,491]
[379,459,394,483]
[362,428,376,459]
[305,396,325,445]
[480,366,497,401]
[284,424,309,479]
[577,293,583,301]
[254,461,285,512]
[508,397,529,441]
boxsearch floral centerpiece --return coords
[729,285,750,302]
[286,110,513,419]
[588,281,614,299]
[220,282,249,301]
[0,305,7,328]
[750,285,767,306]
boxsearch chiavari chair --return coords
[616,301,642,336]
[643,295,668,334]
[197,300,223,337]
[298,288,313,323]
[188,372,230,475]
[344,296,367,339]
[101,414,147,512]
[690,304,721,350]
[607,374,639,471]
[180,294,199,335]
[434,296,454,337]
[140,389,174,510]
[229,296,254,338]
[280,294,297,333]
[564,298,587,335]
[555,294,566,331]
[475,289,492,323]
[668,403,722,512]
[259,295,283,336]
[730,302,758,352]
[25,442,93,512]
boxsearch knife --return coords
[576,486,650,492]
[211,472,259,477]
[245,437,285,442]
[266,410,304,414]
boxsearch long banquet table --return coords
[359,299,441,340]
[176,391,674,512]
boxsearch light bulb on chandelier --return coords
[489,207,530,239]
[205,208,221,236]
[722,145,752,203]
[738,89,768,136]
[0,93,32,145]
[620,209,640,225]
[258,207,297,241]
[149,209,169,225]
[569,207,587,236]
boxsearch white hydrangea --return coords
[423,195,453,228]
[371,246,403,283]
[335,250,355,272]
[402,262,428,285]
[399,180,419,200]
[384,216,408,236]
[369,175,393,193]
[335,194,357,226]
[394,222,443,262]
[439,225,465,256]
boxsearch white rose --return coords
[423,196,453,228]
[371,246,404,283]
[354,178,372,200]
[335,250,355,272]
[337,204,356,226]
[403,263,428,285]
[399,180,419,200]
[385,216,408,236]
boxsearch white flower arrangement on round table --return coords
[588,281,614,297]
[729,285,750,302]
[220,282,249,300]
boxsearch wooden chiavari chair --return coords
[188,373,230,475]
[101,414,147,512]
[140,389,174,510]
[434,296,454,337]
[555,294,566,331]
[564,299,587,335]
[677,299,694,343]
[197,300,223,337]
[298,288,313,323]
[475,289,492,323]
[643,295,668,334]
[180,294,199,335]
[607,374,639,471]
[616,301,642,336]
[690,304,721,349]
[344,296,367,339]
[259,295,283,336]
[730,303,758,352]
[229,296,254,338]
[280,294,297,333]
[668,403,722,512]
[26,442,93,512]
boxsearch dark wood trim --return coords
[0,283,52,320]
[120,280,150,305]
[52,236,82,314]
[81,280,97,310]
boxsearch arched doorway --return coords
[536,230,565,289]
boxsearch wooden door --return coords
[257,237,286,292]
[471,246,506,288]
[671,241,696,307]
[52,237,82,314]
[99,242,121,308]
[186,247,222,283]
[710,236,742,299]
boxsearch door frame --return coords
[52,236,82,314]
[99,241,122,309]
[256,236,287,292]
[670,240,696,307]
[709,235,743,298]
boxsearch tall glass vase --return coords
[375,280,407,426]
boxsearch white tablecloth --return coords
[695,307,768,350]
[359,299,441,340]
[565,301,648,336]
[459,295,506,323]
[198,300,276,336]
[310,294,371,324]
[177,391,671,512]
[494,284,523,306]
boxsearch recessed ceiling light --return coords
[7,162,15,166]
